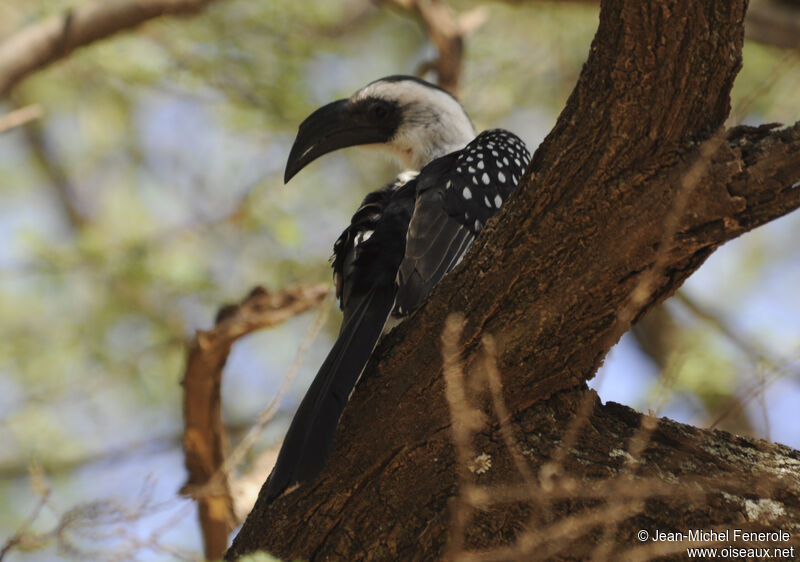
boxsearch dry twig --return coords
[180,283,329,561]
[441,313,484,559]
[382,0,488,94]
[0,103,41,133]
[202,296,331,520]
[16,104,87,230]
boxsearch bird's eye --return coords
[369,101,390,120]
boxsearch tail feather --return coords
[263,284,395,502]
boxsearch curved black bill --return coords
[284,99,392,183]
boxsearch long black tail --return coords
[262,285,395,502]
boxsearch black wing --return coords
[395,130,530,315]
[263,174,416,501]
[332,172,417,326]
[264,130,530,500]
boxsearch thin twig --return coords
[381,0,487,95]
[482,335,538,489]
[201,294,331,500]
[0,103,41,133]
[441,313,484,559]
[17,106,87,230]
[180,283,329,560]
[0,489,51,561]
[673,291,800,430]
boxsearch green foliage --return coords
[0,0,798,558]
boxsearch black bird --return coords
[265,76,531,501]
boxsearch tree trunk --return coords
[228,0,800,559]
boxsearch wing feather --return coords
[394,130,530,315]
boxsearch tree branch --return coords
[17,106,88,230]
[0,103,42,133]
[180,284,328,561]
[228,0,800,558]
[382,0,487,95]
[0,0,222,97]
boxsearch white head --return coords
[350,76,476,169]
[285,76,476,182]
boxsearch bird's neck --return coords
[404,126,476,170]
[415,140,469,168]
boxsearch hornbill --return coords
[266,76,531,501]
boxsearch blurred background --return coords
[0,0,798,559]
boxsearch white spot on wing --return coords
[397,170,419,184]
[482,172,490,185]
[462,187,472,200]
[354,230,374,245]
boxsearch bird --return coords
[264,75,531,502]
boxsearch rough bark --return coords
[228,0,800,559]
